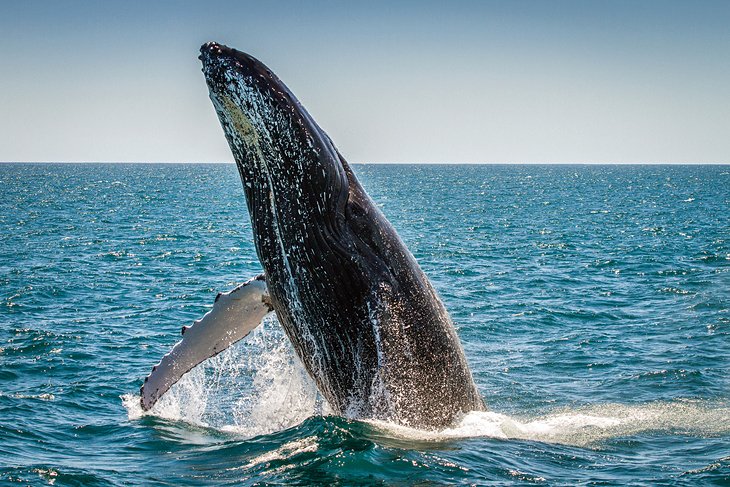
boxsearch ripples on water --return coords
[1,163,728,485]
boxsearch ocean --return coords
[0,163,728,486]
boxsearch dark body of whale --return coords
[141,42,484,428]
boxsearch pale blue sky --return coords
[1,1,728,163]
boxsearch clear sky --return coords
[1,1,728,163]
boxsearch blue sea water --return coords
[0,163,728,486]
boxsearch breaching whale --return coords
[140,42,485,428]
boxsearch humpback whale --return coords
[141,42,485,428]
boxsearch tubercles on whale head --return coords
[198,42,347,207]
[199,41,352,283]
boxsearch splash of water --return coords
[124,317,730,447]
[123,316,326,437]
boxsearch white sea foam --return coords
[124,318,730,447]
[367,400,730,447]
[240,436,319,470]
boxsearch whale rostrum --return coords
[141,42,485,428]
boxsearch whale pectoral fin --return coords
[140,275,272,411]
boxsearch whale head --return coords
[199,42,349,220]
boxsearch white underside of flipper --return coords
[140,275,272,410]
